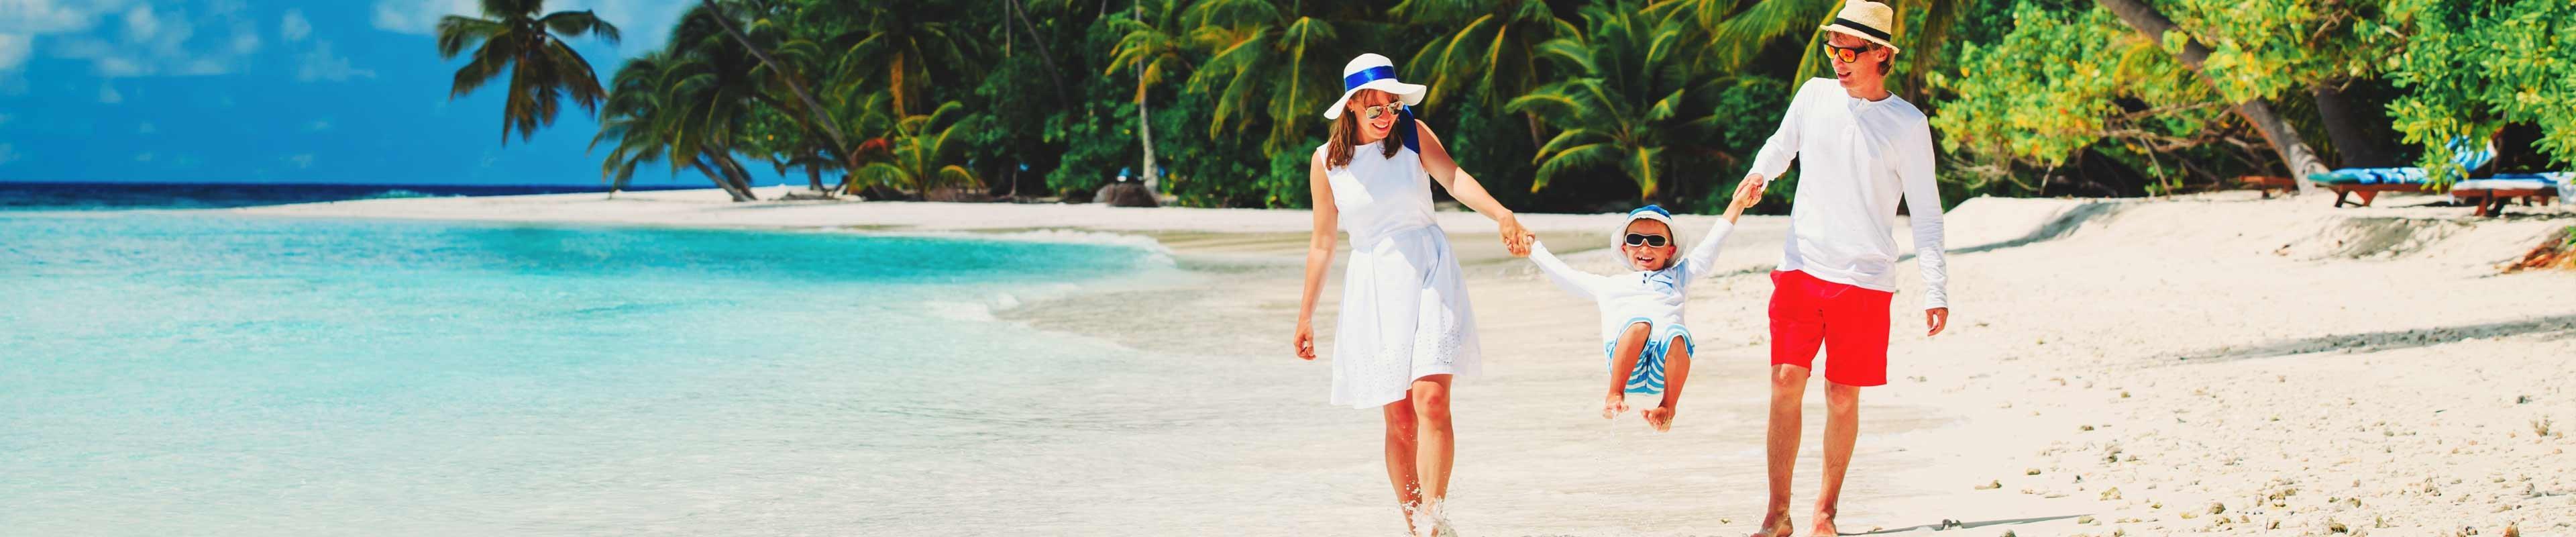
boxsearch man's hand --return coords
[1925,307,1949,336]
[1496,212,1532,257]
[1733,175,1768,209]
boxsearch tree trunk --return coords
[2094,0,2325,193]
[709,151,761,201]
[1004,0,1077,109]
[1133,1,1161,200]
[693,159,757,201]
[695,1,860,175]
[2311,83,2390,168]
[806,165,824,191]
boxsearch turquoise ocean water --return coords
[0,185,1199,534]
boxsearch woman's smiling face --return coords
[1344,89,1401,140]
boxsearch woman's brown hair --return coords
[1325,95,1404,169]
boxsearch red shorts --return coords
[1768,270,1893,387]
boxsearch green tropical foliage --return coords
[436,0,623,145]
[431,0,2565,209]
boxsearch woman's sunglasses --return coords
[1623,233,1670,248]
[1356,102,1403,120]
[1825,43,1876,64]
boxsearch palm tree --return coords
[1508,0,1726,202]
[836,0,978,117]
[1392,0,1575,144]
[1650,0,1963,100]
[436,0,623,145]
[1179,0,1347,151]
[852,101,985,197]
[593,52,762,201]
[1106,0,1195,196]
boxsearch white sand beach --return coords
[239,189,2576,536]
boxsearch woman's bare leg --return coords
[1382,397,1423,531]
[1641,335,1691,432]
[1409,375,1456,509]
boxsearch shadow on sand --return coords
[2163,313,2576,364]
[1847,514,2090,534]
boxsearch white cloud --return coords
[120,5,158,42]
[285,154,315,168]
[372,0,685,53]
[97,82,119,103]
[307,119,331,131]
[14,1,260,77]
[136,151,154,162]
[295,40,373,82]
[0,33,25,70]
[0,113,11,125]
[137,121,154,133]
[280,9,309,42]
[0,143,18,166]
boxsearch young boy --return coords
[1527,184,1761,431]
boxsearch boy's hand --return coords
[1731,175,1768,210]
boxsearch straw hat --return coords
[1320,53,1427,120]
[1820,1,1902,54]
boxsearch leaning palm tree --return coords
[437,0,623,145]
[1508,0,1726,202]
[594,52,762,201]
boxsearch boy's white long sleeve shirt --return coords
[1746,78,1949,310]
[1527,219,1735,344]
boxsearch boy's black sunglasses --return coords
[1623,233,1670,248]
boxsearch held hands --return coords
[1496,213,1533,257]
[1925,307,1949,336]
[1723,175,1766,222]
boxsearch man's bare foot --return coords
[1809,510,1840,536]
[1640,405,1676,432]
[1749,510,1792,537]
[1602,392,1628,420]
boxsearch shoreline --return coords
[224,187,2576,535]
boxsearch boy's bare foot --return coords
[1640,405,1676,432]
[1602,392,1628,420]
[1750,509,1792,537]
[1809,509,1840,536]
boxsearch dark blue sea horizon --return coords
[0,181,707,211]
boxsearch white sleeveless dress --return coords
[1324,142,1483,409]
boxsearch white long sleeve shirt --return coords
[1746,79,1949,309]
[1527,220,1735,344]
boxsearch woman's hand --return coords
[1293,319,1318,360]
[1495,212,1532,257]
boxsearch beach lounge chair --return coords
[2304,138,2496,207]
[2450,173,2567,216]
[2239,175,2297,198]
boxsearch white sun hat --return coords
[1613,205,1679,251]
[1320,53,1428,120]
[1819,0,1902,54]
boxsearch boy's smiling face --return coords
[1622,219,1676,271]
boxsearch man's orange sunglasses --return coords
[1825,43,1877,63]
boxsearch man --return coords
[1730,1,1949,536]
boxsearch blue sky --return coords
[0,0,782,187]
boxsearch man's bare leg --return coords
[1382,397,1424,534]
[1754,364,1811,537]
[1811,381,1861,536]
[1640,334,1690,432]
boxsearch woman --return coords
[1291,53,1531,537]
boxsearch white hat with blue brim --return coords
[1321,53,1427,120]
[1615,205,1679,250]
